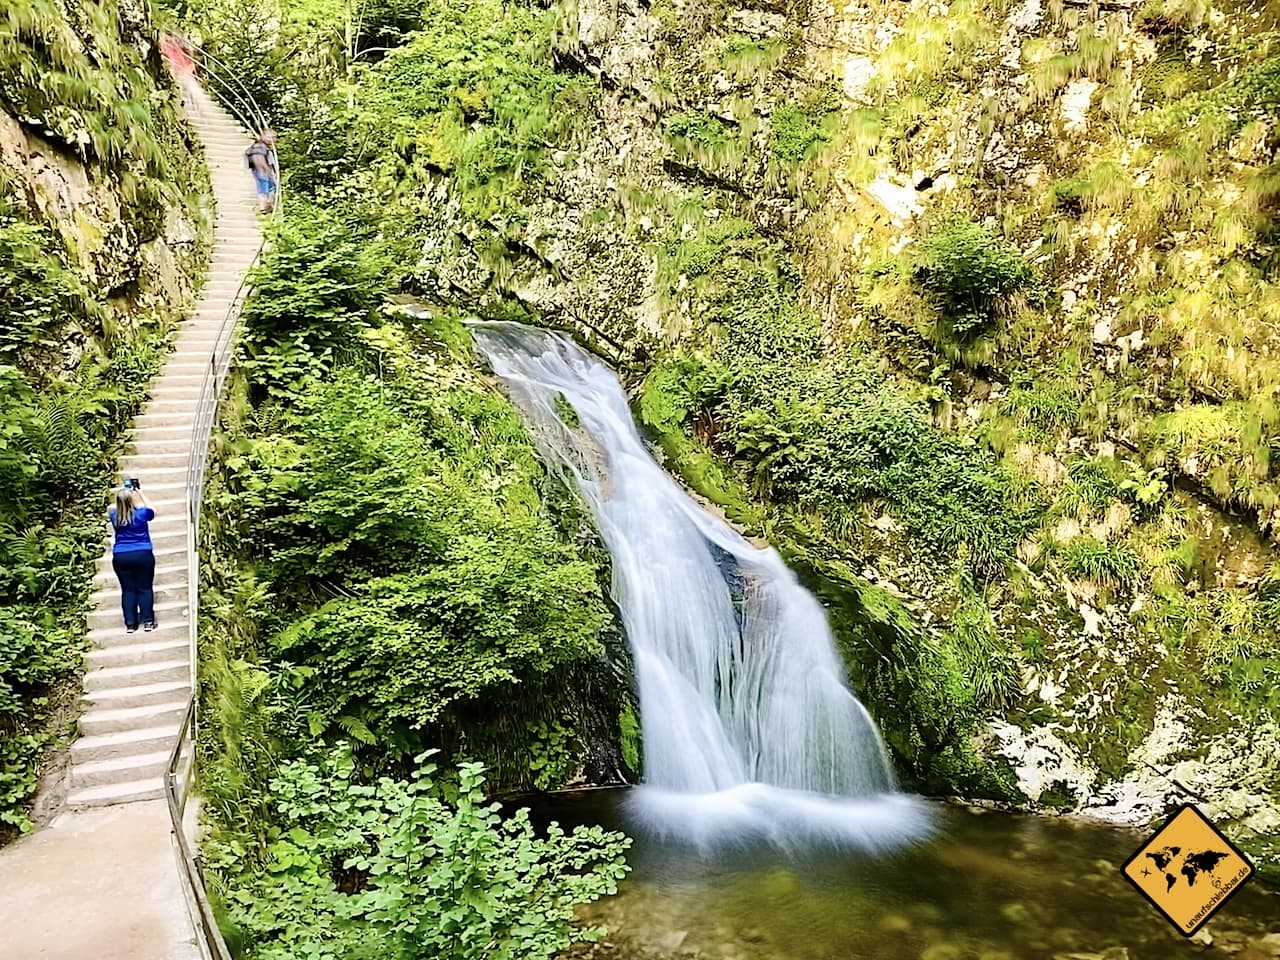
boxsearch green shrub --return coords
[770,101,836,163]
[240,206,392,397]
[665,110,731,148]
[911,217,1036,336]
[206,746,630,960]
[272,553,606,744]
[1059,536,1142,585]
[206,308,622,779]
[946,589,1022,710]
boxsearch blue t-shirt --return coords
[109,506,156,554]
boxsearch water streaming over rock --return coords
[472,322,930,849]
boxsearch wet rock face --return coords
[0,1,208,347]
[409,0,821,355]
[401,0,1280,847]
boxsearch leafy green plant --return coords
[911,217,1037,337]
[770,101,836,163]
[207,746,630,960]
[1118,468,1169,520]
[946,588,1021,711]
[239,205,392,397]
[665,110,731,148]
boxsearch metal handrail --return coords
[167,698,232,960]
[186,40,271,135]
[162,42,278,960]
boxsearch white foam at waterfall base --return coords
[624,786,933,854]
[470,321,933,852]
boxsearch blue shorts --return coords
[253,172,277,197]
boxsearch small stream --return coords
[534,791,1279,959]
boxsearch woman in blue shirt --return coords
[109,482,157,633]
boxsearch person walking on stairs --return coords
[245,129,278,213]
[160,33,200,115]
[109,479,157,633]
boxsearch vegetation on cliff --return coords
[0,0,209,835]
[192,206,632,952]
[176,0,1280,852]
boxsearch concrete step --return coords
[143,370,212,383]
[113,449,191,467]
[183,311,235,328]
[100,486,187,507]
[70,724,181,764]
[89,598,188,632]
[133,411,198,429]
[202,270,255,284]
[88,614,187,644]
[110,468,187,484]
[145,379,213,396]
[83,680,190,711]
[69,750,172,791]
[66,778,166,808]
[83,659,189,692]
[208,239,258,252]
[79,700,188,737]
[126,427,195,445]
[86,638,188,670]
[174,330,235,344]
[128,422,198,438]
[142,394,204,410]
[212,233,262,245]
[131,481,187,501]
[139,398,200,414]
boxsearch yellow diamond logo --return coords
[1122,803,1254,937]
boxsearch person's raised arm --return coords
[130,488,155,521]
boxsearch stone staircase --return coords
[67,90,262,808]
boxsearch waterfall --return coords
[472,322,930,850]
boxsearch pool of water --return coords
[531,790,1280,960]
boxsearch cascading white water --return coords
[472,322,930,849]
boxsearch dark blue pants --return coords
[113,550,155,628]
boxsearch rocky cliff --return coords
[392,0,1280,867]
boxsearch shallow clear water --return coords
[535,791,1280,960]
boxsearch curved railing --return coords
[163,35,277,960]
[186,39,271,137]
